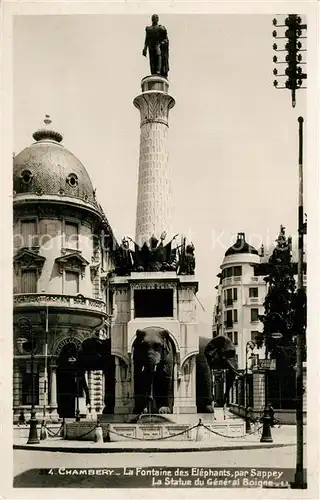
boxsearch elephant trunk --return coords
[143,356,159,413]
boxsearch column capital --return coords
[134,91,175,127]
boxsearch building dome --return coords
[13,116,97,207]
[225,232,259,257]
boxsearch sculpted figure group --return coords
[114,233,195,276]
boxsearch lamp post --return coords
[260,330,283,443]
[292,116,307,489]
[16,317,40,444]
[68,350,81,422]
[244,340,255,433]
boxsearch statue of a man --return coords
[142,14,169,78]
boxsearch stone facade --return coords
[12,122,115,422]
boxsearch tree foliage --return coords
[257,226,297,368]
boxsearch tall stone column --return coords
[49,364,58,419]
[134,76,175,246]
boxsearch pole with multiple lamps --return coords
[272,13,307,489]
[272,14,307,108]
[16,317,40,444]
[244,340,255,433]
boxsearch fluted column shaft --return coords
[134,76,175,246]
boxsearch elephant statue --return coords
[77,334,115,414]
[204,335,240,405]
[133,327,174,414]
[132,329,239,415]
[196,336,215,413]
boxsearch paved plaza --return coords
[13,445,307,488]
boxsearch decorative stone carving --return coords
[90,263,100,281]
[55,252,89,278]
[54,336,82,357]
[177,239,196,275]
[134,92,175,127]
[131,281,176,290]
[13,248,45,276]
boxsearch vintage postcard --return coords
[1,1,319,499]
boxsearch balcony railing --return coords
[224,321,233,329]
[14,293,106,313]
[222,276,242,286]
[247,297,260,305]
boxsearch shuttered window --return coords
[21,269,37,293]
[65,271,79,295]
[65,222,78,249]
[21,219,37,248]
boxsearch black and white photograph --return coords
[1,1,319,497]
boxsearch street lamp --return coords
[16,317,40,444]
[260,330,283,443]
[244,340,255,433]
[68,352,81,422]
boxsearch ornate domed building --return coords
[212,229,307,422]
[13,117,117,422]
[212,232,266,406]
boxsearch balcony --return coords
[13,293,106,313]
[222,276,242,286]
[224,321,233,330]
[246,297,260,305]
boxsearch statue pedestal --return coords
[109,272,199,418]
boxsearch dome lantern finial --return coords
[44,114,52,126]
[32,115,63,143]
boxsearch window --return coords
[66,173,79,188]
[21,269,37,293]
[65,222,78,249]
[21,219,38,248]
[233,332,238,346]
[227,332,233,341]
[234,266,242,277]
[20,170,33,185]
[226,289,233,306]
[251,308,259,322]
[233,288,238,301]
[65,271,79,295]
[251,331,260,342]
[226,310,233,327]
[226,267,232,278]
[134,289,174,318]
[249,287,258,298]
[233,310,238,323]
[21,365,39,405]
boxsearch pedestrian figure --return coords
[18,409,26,426]
[86,404,92,420]
[40,420,48,440]
[268,402,275,427]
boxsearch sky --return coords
[13,14,307,336]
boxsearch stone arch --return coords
[53,336,82,357]
[180,350,199,371]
